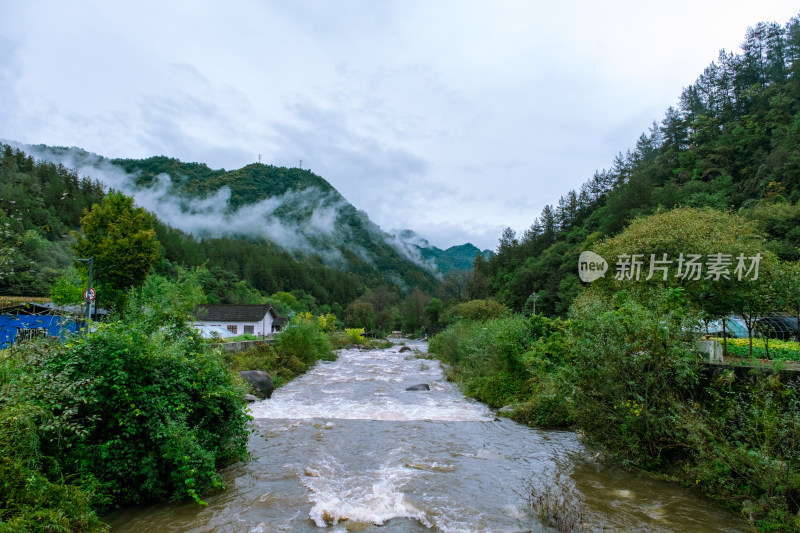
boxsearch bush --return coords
[568,290,701,467]
[430,315,535,407]
[344,327,365,344]
[440,299,507,325]
[15,321,250,509]
[680,377,800,530]
[275,319,333,368]
[0,273,252,529]
[0,370,107,532]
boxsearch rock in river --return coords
[239,370,275,399]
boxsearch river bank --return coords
[428,307,800,532]
[108,340,748,532]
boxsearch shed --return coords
[0,303,82,348]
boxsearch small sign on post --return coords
[84,288,96,301]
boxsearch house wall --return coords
[194,315,274,337]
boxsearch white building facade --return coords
[193,304,279,337]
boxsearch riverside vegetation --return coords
[430,292,800,531]
[0,270,352,532]
[431,207,800,531]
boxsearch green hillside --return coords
[0,145,439,309]
[481,16,800,316]
[419,243,491,273]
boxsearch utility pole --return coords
[77,257,93,322]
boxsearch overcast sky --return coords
[2,1,799,250]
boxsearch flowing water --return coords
[109,341,748,532]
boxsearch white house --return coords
[193,304,280,337]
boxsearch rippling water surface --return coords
[109,341,747,532]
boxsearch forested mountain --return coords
[111,154,440,294]
[483,14,800,316]
[0,144,440,308]
[390,228,492,273]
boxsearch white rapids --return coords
[248,341,493,422]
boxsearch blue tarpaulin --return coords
[0,312,80,348]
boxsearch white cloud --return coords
[1,0,798,250]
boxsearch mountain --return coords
[389,228,492,274]
[2,143,440,303]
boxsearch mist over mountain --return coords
[6,142,449,291]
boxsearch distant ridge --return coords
[390,229,492,274]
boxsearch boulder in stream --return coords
[238,370,275,399]
[405,383,430,391]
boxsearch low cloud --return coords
[7,142,441,272]
[8,143,353,263]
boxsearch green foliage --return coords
[275,317,333,369]
[72,191,160,310]
[125,266,207,328]
[400,289,431,333]
[49,271,85,305]
[430,315,534,407]
[681,378,800,530]
[0,276,251,528]
[0,144,106,296]
[25,321,248,509]
[569,290,702,466]
[2,230,76,296]
[344,328,365,344]
[423,297,443,326]
[440,299,507,324]
[0,377,108,532]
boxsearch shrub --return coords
[568,290,701,467]
[430,315,535,407]
[0,364,108,532]
[440,299,507,325]
[19,321,251,509]
[275,319,333,367]
[344,327,365,344]
[680,378,800,530]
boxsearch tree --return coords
[72,191,160,310]
[773,260,800,342]
[592,207,775,354]
[345,300,375,329]
[424,297,443,327]
[401,289,431,333]
[0,209,19,286]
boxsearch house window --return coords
[244,325,254,334]
[227,325,238,334]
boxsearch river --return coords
[108,340,748,532]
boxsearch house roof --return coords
[193,304,277,322]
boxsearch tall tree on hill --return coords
[72,191,160,311]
